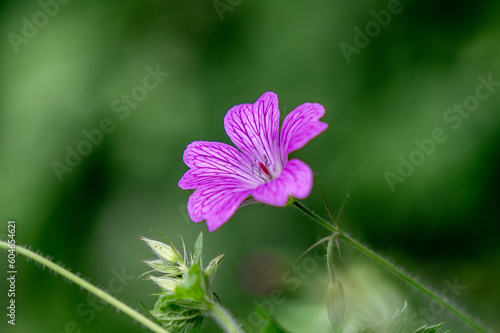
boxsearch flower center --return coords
[253,157,280,183]
[246,155,282,185]
[258,162,270,176]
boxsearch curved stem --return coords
[0,241,170,333]
[206,299,244,333]
[326,232,339,282]
[292,201,490,333]
[293,200,338,233]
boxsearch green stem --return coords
[207,299,244,333]
[0,241,170,333]
[292,201,490,333]
[326,232,339,282]
[293,200,339,233]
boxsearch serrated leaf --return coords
[255,305,291,333]
[411,322,446,333]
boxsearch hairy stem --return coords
[0,241,170,333]
[207,299,244,333]
[292,201,490,333]
[326,232,340,282]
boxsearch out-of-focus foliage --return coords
[0,0,499,332]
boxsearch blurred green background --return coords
[1,0,499,332]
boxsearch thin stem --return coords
[326,232,339,282]
[0,241,170,333]
[293,200,338,233]
[292,201,490,333]
[206,299,244,333]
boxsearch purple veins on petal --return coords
[187,184,251,232]
[280,103,328,160]
[251,159,313,207]
[224,92,281,177]
[179,141,258,188]
[178,92,328,231]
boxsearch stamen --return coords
[258,162,270,176]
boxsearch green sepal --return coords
[142,259,183,276]
[142,231,235,331]
[141,236,179,263]
[152,295,203,332]
[193,232,203,263]
[411,323,449,333]
[149,275,181,291]
[205,253,224,279]
[172,261,206,305]
[285,197,296,207]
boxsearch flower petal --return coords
[179,141,259,189]
[280,103,328,161]
[187,182,251,232]
[251,159,313,206]
[224,92,281,175]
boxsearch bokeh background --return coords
[1,0,499,332]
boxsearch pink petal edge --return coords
[178,93,328,232]
[224,92,281,170]
[187,185,252,232]
[251,159,313,206]
[178,141,258,189]
[280,103,328,161]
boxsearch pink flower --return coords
[178,92,328,232]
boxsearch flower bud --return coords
[142,259,183,275]
[205,253,224,279]
[326,279,345,329]
[149,275,181,291]
[141,236,179,263]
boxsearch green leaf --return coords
[172,261,206,304]
[255,305,291,333]
[143,231,233,331]
[411,322,447,333]
[152,296,203,332]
